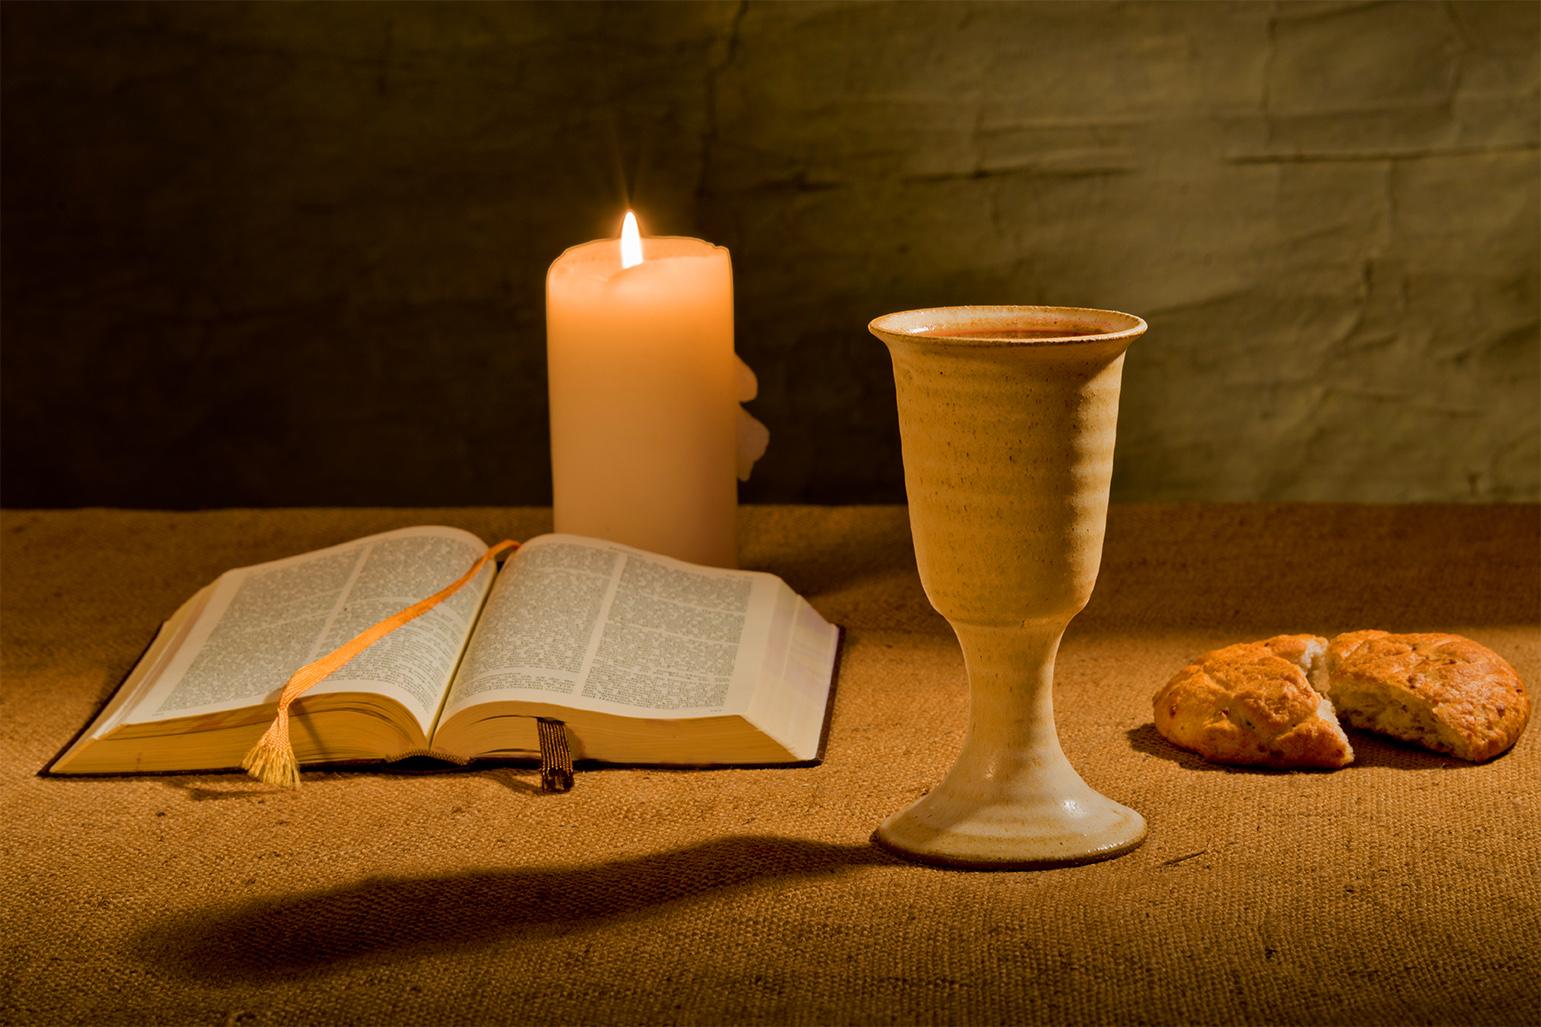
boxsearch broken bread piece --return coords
[1154,635,1354,769]
[1327,631,1529,763]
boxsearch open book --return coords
[49,527,843,776]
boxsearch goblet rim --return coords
[868,304,1146,347]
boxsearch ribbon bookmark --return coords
[242,539,520,788]
[537,718,575,792]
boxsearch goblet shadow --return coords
[131,835,901,983]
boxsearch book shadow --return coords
[149,766,549,800]
[1126,723,1471,772]
[131,834,902,983]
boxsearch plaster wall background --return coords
[3,1,1537,507]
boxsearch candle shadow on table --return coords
[1126,723,1468,772]
[130,835,905,984]
[739,506,949,632]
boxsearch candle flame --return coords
[620,211,643,269]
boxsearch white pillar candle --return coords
[546,214,739,568]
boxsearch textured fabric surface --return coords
[2,504,1537,1026]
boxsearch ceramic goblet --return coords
[869,305,1147,869]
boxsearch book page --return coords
[440,534,778,723]
[127,526,495,732]
[744,590,842,760]
[445,539,620,698]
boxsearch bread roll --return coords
[1326,631,1529,762]
[1153,635,1354,769]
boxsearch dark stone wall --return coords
[4,1,1536,508]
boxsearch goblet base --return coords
[875,769,1146,870]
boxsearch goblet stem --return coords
[875,620,1146,869]
[953,620,1069,769]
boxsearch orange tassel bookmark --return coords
[241,539,519,787]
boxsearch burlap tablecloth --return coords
[2,505,1537,1026]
